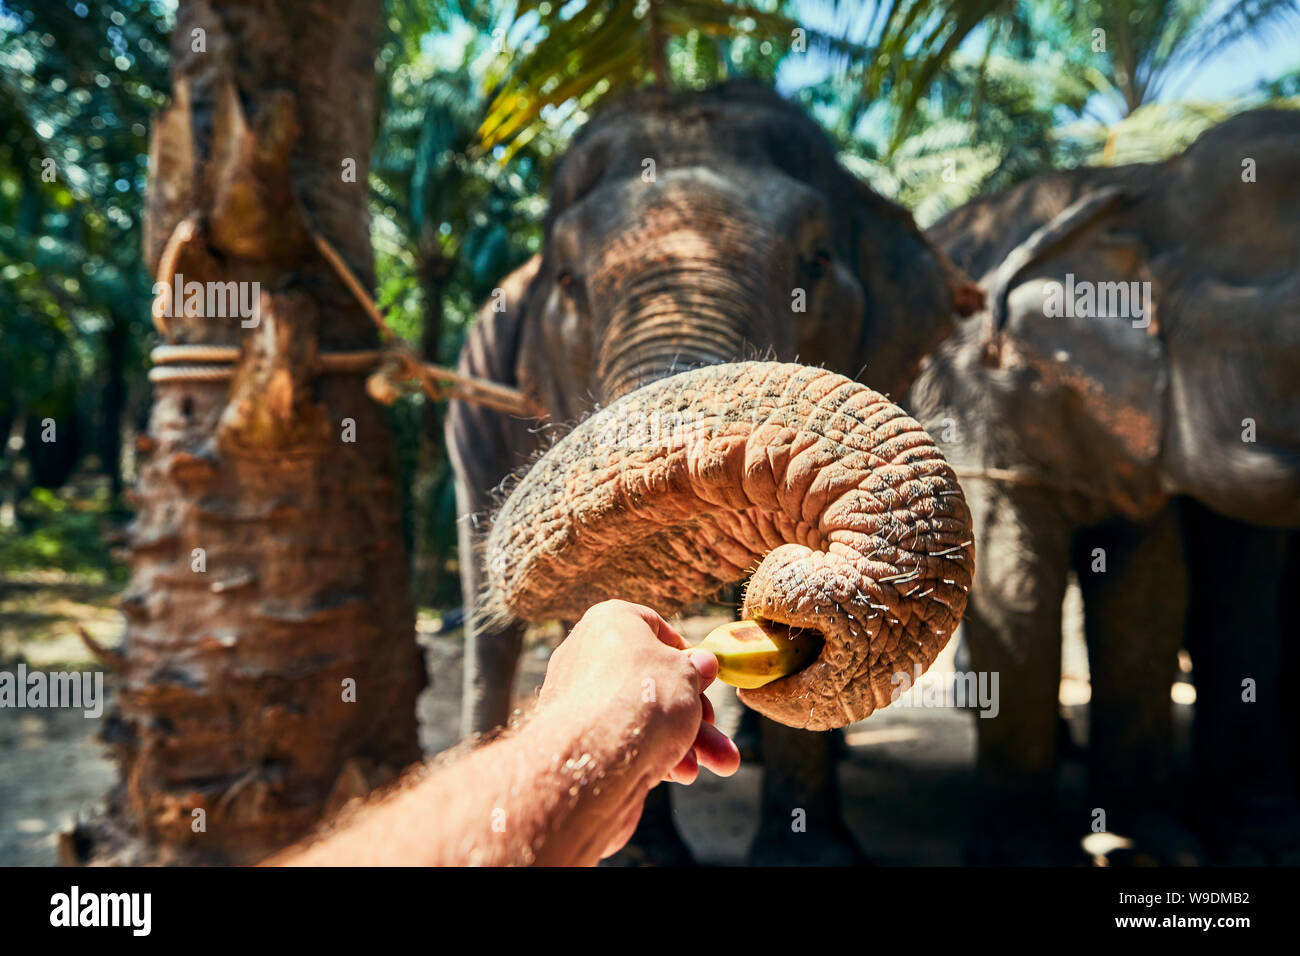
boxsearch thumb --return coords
[685,647,718,689]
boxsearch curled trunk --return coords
[487,362,974,730]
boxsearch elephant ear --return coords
[445,254,546,500]
[981,186,1130,364]
[512,256,597,425]
[1148,110,1300,526]
[977,190,1171,518]
[842,178,983,400]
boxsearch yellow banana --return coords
[693,620,823,689]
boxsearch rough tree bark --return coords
[100,0,424,864]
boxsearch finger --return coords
[626,603,688,650]
[667,747,699,785]
[700,693,715,726]
[685,648,718,690]
[692,722,741,778]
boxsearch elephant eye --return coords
[557,269,579,295]
[807,250,832,280]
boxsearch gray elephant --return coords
[447,81,979,864]
[908,109,1300,862]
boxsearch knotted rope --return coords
[147,218,535,418]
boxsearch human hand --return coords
[536,600,741,858]
[540,600,741,782]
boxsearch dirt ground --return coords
[1,572,1192,866]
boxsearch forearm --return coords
[275,711,647,866]
[273,602,732,865]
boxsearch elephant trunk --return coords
[485,361,974,731]
[593,216,786,401]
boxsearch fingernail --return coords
[686,648,717,678]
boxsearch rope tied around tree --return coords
[148,218,537,419]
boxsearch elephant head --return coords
[474,84,980,731]
[511,83,980,417]
[910,163,1172,523]
[910,108,1300,528]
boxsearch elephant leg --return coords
[748,717,863,865]
[1072,507,1199,863]
[1181,499,1300,862]
[461,617,525,737]
[731,696,764,763]
[961,482,1073,863]
[1284,534,1300,800]
[602,784,695,866]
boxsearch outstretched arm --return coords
[272,601,740,866]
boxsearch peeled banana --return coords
[693,619,823,689]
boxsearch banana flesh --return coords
[693,620,823,689]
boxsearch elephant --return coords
[447,81,979,864]
[907,109,1300,862]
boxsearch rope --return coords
[150,345,384,370]
[953,466,1113,501]
[150,215,199,340]
[311,233,538,417]
[148,346,386,380]
[319,350,384,373]
[152,344,240,364]
[143,220,537,418]
[149,365,234,383]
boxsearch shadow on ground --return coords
[2,576,1192,866]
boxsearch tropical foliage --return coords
[0,0,168,510]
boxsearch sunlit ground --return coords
[0,572,1196,866]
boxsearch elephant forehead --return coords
[588,195,788,268]
[554,97,809,195]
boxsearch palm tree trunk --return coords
[107,0,423,864]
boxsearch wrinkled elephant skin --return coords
[485,362,973,732]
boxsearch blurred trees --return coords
[803,0,1299,224]
[473,0,1297,229]
[373,1,551,603]
[1040,0,1300,118]
[0,0,168,512]
[477,0,817,154]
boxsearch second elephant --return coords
[909,109,1300,862]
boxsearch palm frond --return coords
[477,0,878,153]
